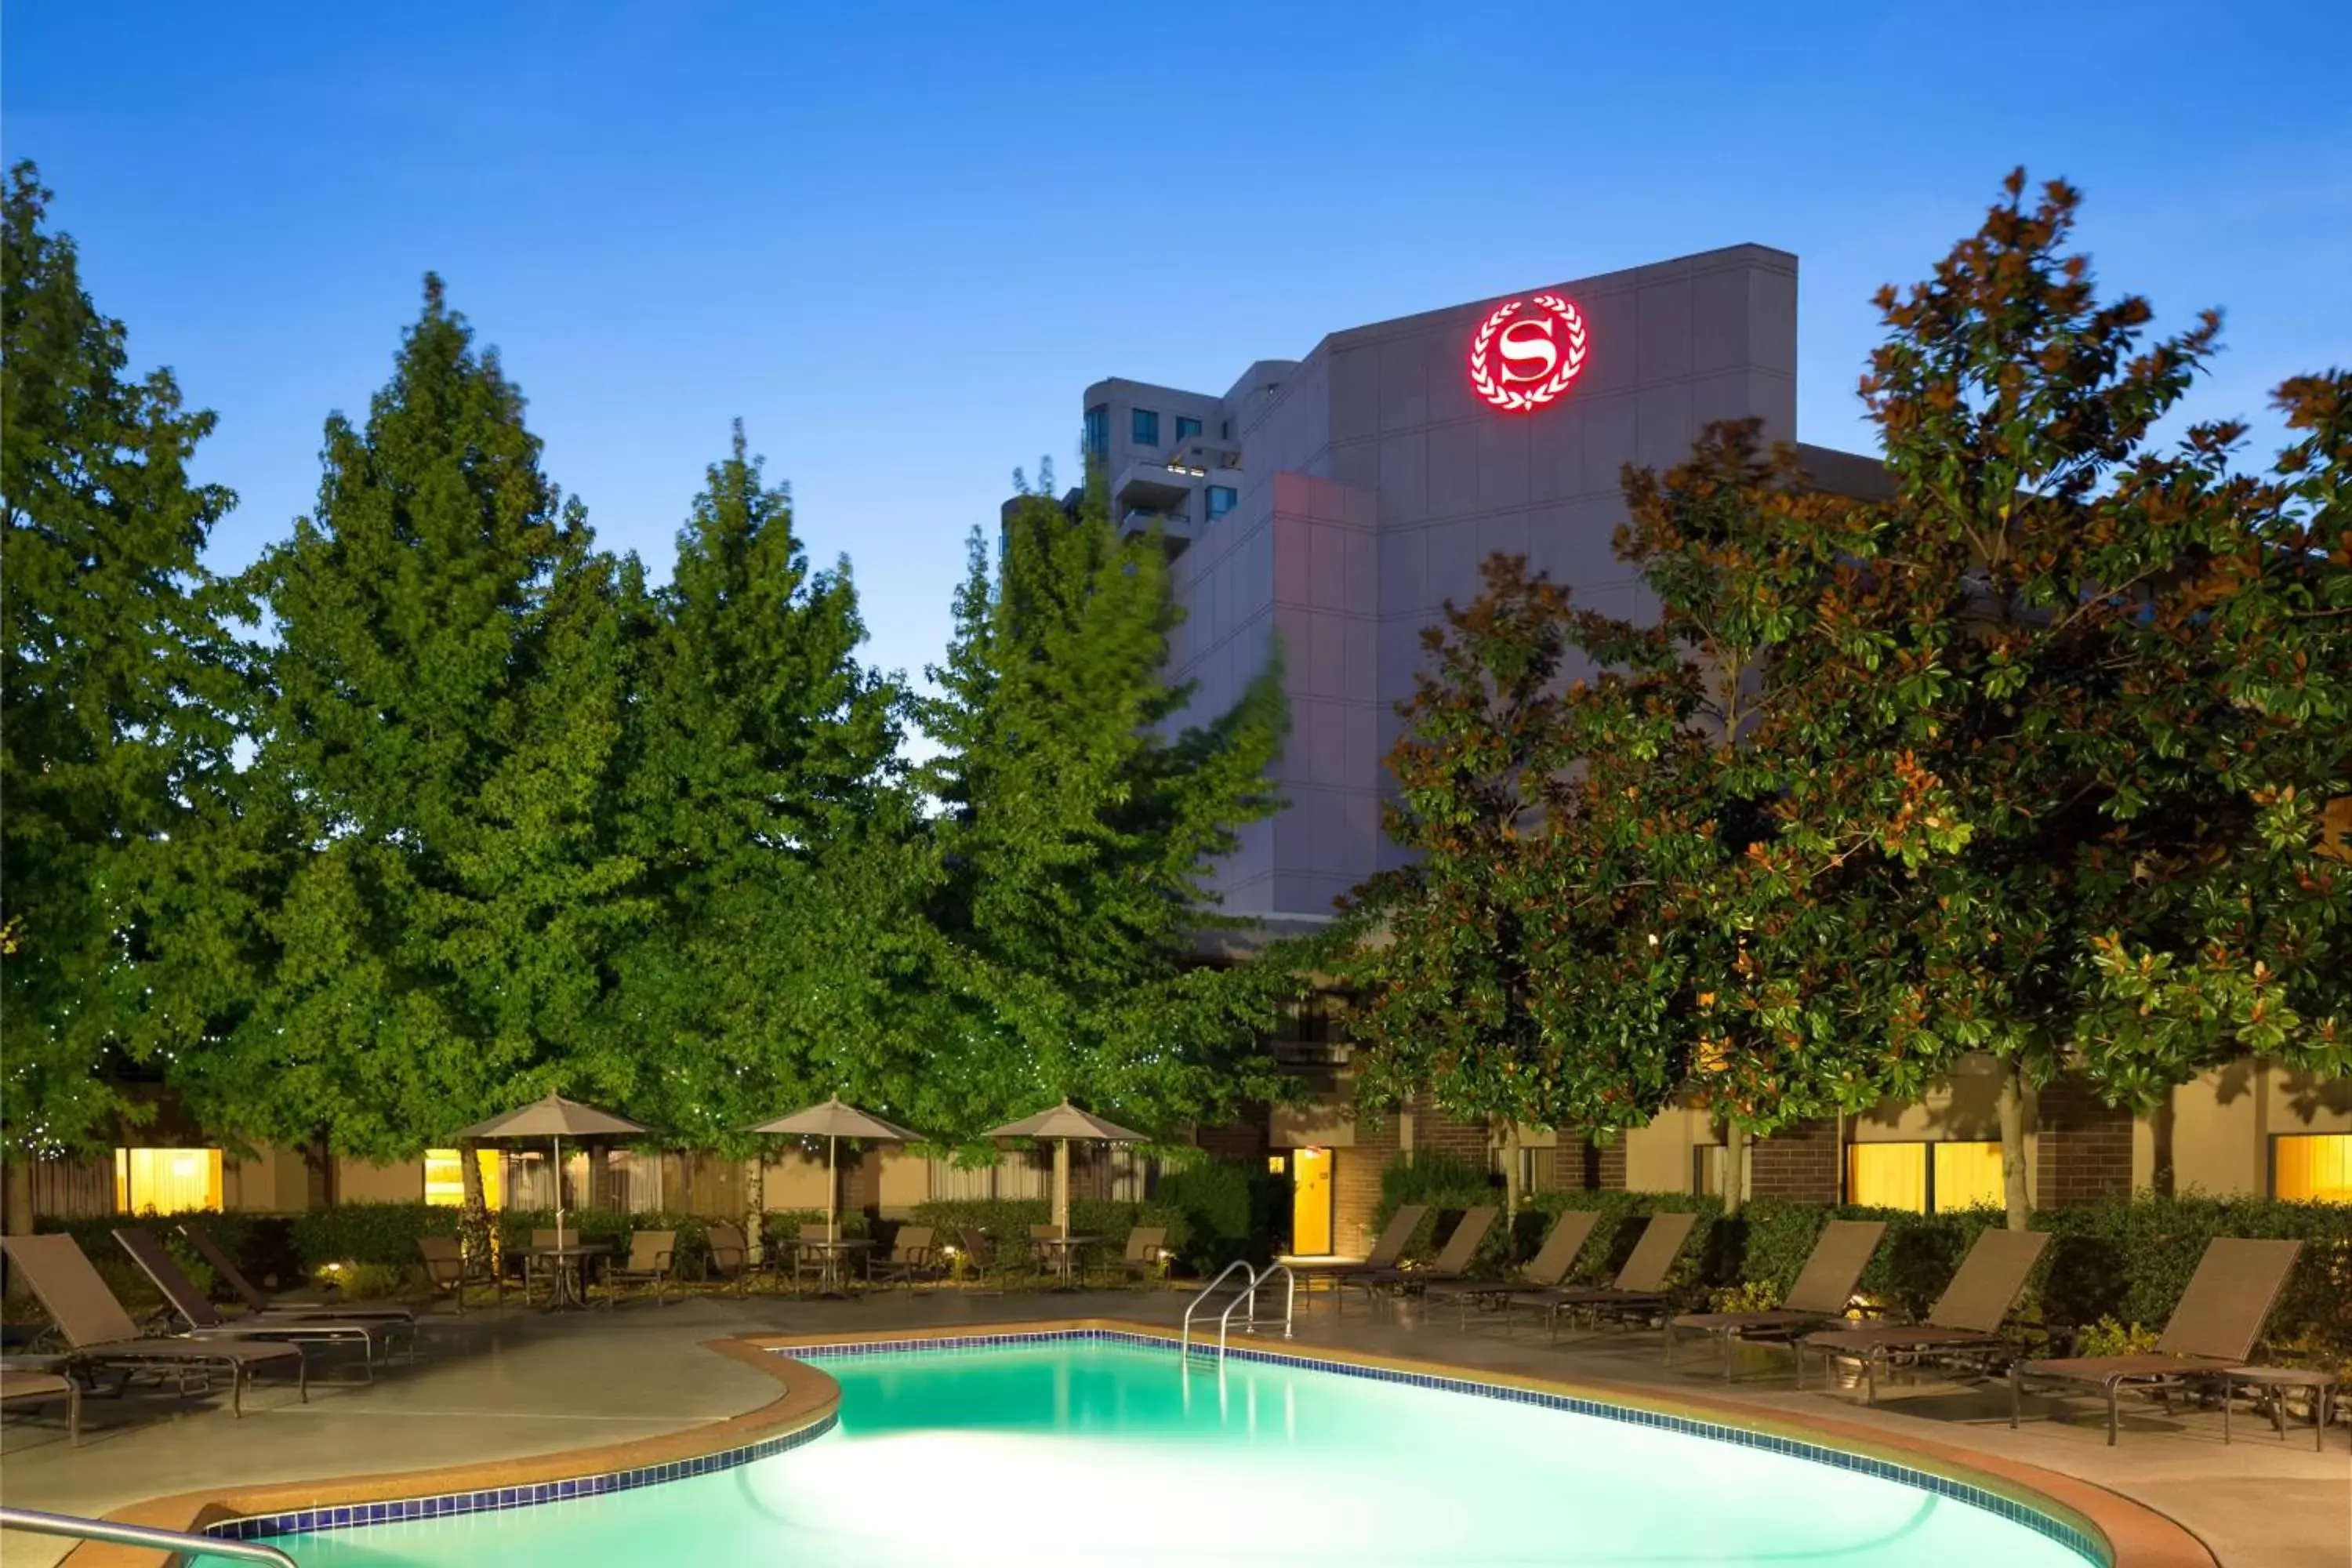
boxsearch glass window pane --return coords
[2274,1134,2352,1202]
[1207,485,1237,519]
[424,1149,503,1209]
[1174,415,1202,441]
[1846,1144,1927,1212]
[1083,405,1108,461]
[1930,1142,2005,1212]
[113,1148,223,1216]
[1131,408,1160,446]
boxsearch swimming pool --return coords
[203,1332,2103,1566]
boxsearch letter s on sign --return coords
[1496,317,1558,383]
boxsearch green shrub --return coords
[2074,1315,2161,1358]
[33,1214,222,1298]
[312,1261,407,1300]
[289,1202,462,1269]
[1156,1158,1283,1270]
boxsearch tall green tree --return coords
[178,278,649,1194]
[2,163,251,1204]
[912,480,1298,1141]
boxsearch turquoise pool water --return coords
[209,1339,2096,1566]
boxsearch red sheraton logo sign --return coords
[1468,293,1589,412]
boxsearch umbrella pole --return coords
[827,1134,838,1242]
[554,1133,565,1253]
[1054,1138,1069,1238]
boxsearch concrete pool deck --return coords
[2,1287,2342,1566]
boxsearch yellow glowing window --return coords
[114,1148,223,1216]
[423,1149,503,1209]
[2273,1134,2352,1203]
[1846,1144,1927,1213]
[1932,1142,2005,1211]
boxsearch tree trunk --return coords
[1497,1121,1523,1261]
[1721,1123,1748,1218]
[745,1152,766,1265]
[458,1137,494,1274]
[1996,1065,2031,1232]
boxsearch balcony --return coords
[1120,508,1196,557]
[1112,458,1200,515]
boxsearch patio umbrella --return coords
[746,1095,921,1243]
[984,1099,1149,1236]
[452,1093,650,1254]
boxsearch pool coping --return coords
[67,1317,2216,1568]
[750,1318,2217,1568]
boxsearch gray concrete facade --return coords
[1080,244,1836,920]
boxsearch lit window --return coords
[1083,405,1109,463]
[114,1148,223,1216]
[1206,485,1238,520]
[1131,408,1160,446]
[424,1149,503,1209]
[2274,1134,2352,1203]
[1931,1142,2005,1210]
[1846,1142,2003,1213]
[1174,415,1202,442]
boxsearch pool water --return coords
[213,1340,2095,1566]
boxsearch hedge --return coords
[32,1210,307,1301]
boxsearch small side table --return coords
[2220,1366,2338,1452]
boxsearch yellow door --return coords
[1291,1148,1334,1256]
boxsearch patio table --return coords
[2220,1366,2338,1452]
[524,1243,612,1312]
[1037,1235,1102,1290]
[793,1237,873,1298]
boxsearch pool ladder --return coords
[1180,1259,1295,1363]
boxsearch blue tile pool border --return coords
[785,1327,2111,1566]
[201,1408,837,1544]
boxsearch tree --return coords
[1762,172,2351,1224]
[178,278,649,1234]
[1,163,250,1222]
[911,480,1298,1143]
[612,423,916,1246]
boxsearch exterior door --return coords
[1291,1148,1334,1256]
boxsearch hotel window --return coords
[114,1148,223,1216]
[1083,405,1109,463]
[1206,485,1238,520]
[1693,1142,1752,1199]
[423,1148,503,1209]
[2272,1134,2352,1203]
[1174,415,1202,442]
[1845,1141,2004,1213]
[1220,420,1231,440]
[1131,408,1160,447]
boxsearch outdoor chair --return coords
[1027,1223,1062,1276]
[1298,1204,1427,1293]
[2010,1236,2304,1445]
[1667,1220,1889,1380]
[1338,1206,1498,1317]
[602,1229,677,1308]
[1,1366,82,1446]
[115,1226,413,1380]
[181,1221,415,1322]
[1798,1228,2051,1403]
[866,1225,942,1290]
[1524,1210,1700,1336]
[704,1222,757,1294]
[416,1236,503,1313]
[0,1234,307,1417]
[788,1224,841,1294]
[952,1228,1018,1294]
[1109,1225,1168,1287]
[1423,1210,1601,1330]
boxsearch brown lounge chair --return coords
[1668,1219,1889,1380]
[180,1221,416,1323]
[601,1229,677,1307]
[1527,1210,1700,1335]
[1299,1204,1429,1290]
[115,1227,414,1380]
[1798,1228,2051,1403]
[1,1367,81,1445]
[1108,1225,1167,1287]
[2010,1236,2304,1445]
[705,1222,757,1294]
[1424,1209,1602,1330]
[1338,1206,1499,1316]
[416,1236,504,1312]
[0,1234,306,1417]
[866,1225,942,1290]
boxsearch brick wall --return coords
[1748,1118,1841,1204]
[1550,1139,1611,1192]
[1597,1138,1627,1192]
[2037,1076,2133,1207]
[1410,1097,1492,1166]
[1333,1112,1399,1258]
[1193,1116,1267,1163]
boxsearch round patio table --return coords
[1037,1235,1102,1290]
[524,1243,612,1312]
[793,1237,873,1298]
[2220,1366,2338,1451]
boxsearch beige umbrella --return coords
[746,1096,921,1243]
[453,1093,650,1254]
[984,1099,1149,1237]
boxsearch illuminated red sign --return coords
[1468,293,1588,412]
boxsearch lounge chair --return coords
[1338,1206,1499,1317]
[114,1227,414,1380]
[1,1367,81,1445]
[602,1229,677,1307]
[2010,1236,2304,1445]
[1667,1219,1888,1380]
[416,1236,503,1312]
[952,1227,1018,1294]
[1028,1221,1062,1272]
[1424,1209,1602,1330]
[866,1225,942,1290]
[704,1222,757,1294]
[1109,1225,1168,1287]
[180,1221,416,1322]
[1525,1210,1700,1335]
[0,1234,306,1417]
[1798,1228,2051,1403]
[1298,1204,1428,1293]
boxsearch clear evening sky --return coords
[7,1,2347,697]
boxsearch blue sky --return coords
[7,1,2347,693]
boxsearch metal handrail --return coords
[1180,1258,1258,1358]
[1,1504,299,1566]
